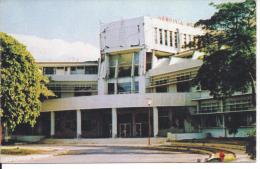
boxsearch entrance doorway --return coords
[119,123,131,137]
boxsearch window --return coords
[57,67,64,69]
[154,27,158,44]
[159,29,163,44]
[224,96,253,112]
[74,87,92,96]
[109,55,117,78]
[156,86,168,93]
[225,112,256,128]
[70,66,85,74]
[183,34,187,48]
[48,86,61,98]
[43,67,55,75]
[200,100,221,113]
[134,82,139,93]
[188,35,192,48]
[201,115,219,128]
[174,32,178,48]
[108,83,115,94]
[169,31,173,47]
[146,52,152,71]
[85,66,98,74]
[164,30,168,46]
[159,111,170,129]
[118,53,132,78]
[176,81,190,92]
[134,52,139,76]
[117,82,131,94]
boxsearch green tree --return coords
[193,0,256,104]
[0,32,54,133]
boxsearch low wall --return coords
[167,132,206,141]
[166,127,255,141]
[12,135,45,143]
[202,127,254,138]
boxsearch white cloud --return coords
[11,34,100,62]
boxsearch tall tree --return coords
[193,0,256,104]
[0,32,54,132]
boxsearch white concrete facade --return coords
[20,16,255,140]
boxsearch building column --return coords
[50,111,55,137]
[153,107,159,137]
[223,114,227,137]
[112,108,117,138]
[152,50,157,69]
[132,112,136,137]
[168,111,173,127]
[76,109,82,138]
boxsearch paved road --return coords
[14,145,208,163]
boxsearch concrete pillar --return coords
[152,50,157,68]
[76,109,82,138]
[98,54,109,95]
[132,112,136,137]
[168,111,173,127]
[112,108,117,138]
[220,99,224,112]
[50,111,55,137]
[153,107,159,137]
[223,114,227,137]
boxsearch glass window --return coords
[183,34,187,48]
[134,82,139,93]
[146,52,152,71]
[109,55,117,78]
[164,30,168,46]
[169,31,173,47]
[134,52,139,76]
[74,87,92,96]
[109,67,115,78]
[174,30,179,48]
[43,67,55,75]
[176,81,190,92]
[156,86,168,93]
[189,35,192,48]
[70,66,84,74]
[48,86,61,98]
[85,66,98,74]
[159,29,163,44]
[117,82,131,94]
[201,115,218,128]
[108,83,115,94]
[118,53,132,78]
[200,100,221,113]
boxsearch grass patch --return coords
[1,147,51,155]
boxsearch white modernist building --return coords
[14,16,256,140]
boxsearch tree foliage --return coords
[193,0,256,102]
[0,32,54,131]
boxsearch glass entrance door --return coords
[119,123,131,137]
[135,123,142,137]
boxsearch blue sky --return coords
[0,0,242,61]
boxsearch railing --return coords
[148,67,199,88]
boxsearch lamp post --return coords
[146,98,152,145]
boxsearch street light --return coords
[146,98,152,145]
